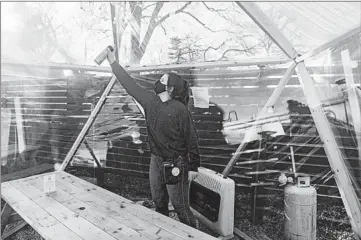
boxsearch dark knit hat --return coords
[166,72,184,91]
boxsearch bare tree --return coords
[126,2,233,64]
[14,2,78,63]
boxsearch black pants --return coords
[149,154,197,228]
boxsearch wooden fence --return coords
[1,60,360,203]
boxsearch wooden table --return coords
[1,171,217,240]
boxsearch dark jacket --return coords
[110,62,200,170]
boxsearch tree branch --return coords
[160,23,167,35]
[142,3,157,13]
[202,2,227,11]
[41,11,77,63]
[219,46,257,60]
[155,2,191,26]
[203,41,226,60]
[179,11,221,33]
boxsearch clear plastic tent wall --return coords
[256,2,361,53]
[1,2,361,239]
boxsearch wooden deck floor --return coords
[1,171,217,240]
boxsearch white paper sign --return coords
[43,174,56,195]
[191,87,209,108]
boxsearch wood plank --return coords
[1,203,14,233]
[6,97,68,103]
[24,176,173,240]
[3,90,67,97]
[53,174,186,240]
[1,220,27,239]
[59,172,217,240]
[12,179,150,240]
[8,213,23,223]
[234,227,254,240]
[2,58,290,73]
[1,182,83,240]
[4,102,90,111]
[9,180,117,240]
[194,74,360,88]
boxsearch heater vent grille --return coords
[195,172,222,193]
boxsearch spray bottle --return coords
[94,45,115,65]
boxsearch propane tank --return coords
[284,176,317,240]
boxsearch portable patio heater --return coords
[189,167,235,238]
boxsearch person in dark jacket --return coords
[106,47,199,228]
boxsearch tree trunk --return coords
[129,2,143,64]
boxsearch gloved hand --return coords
[188,170,199,181]
[106,46,116,65]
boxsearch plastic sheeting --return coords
[256,2,361,53]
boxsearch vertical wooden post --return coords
[1,108,12,166]
[251,133,268,225]
[296,62,361,238]
[14,98,26,161]
[341,49,361,170]
[1,203,14,234]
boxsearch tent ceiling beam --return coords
[1,57,290,74]
[297,25,361,62]
[235,2,299,59]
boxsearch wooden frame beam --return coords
[2,220,27,239]
[222,62,296,177]
[1,57,290,74]
[341,49,361,172]
[59,76,118,171]
[235,2,298,59]
[1,109,11,166]
[14,97,26,161]
[296,62,361,238]
[259,62,297,117]
[357,86,361,99]
[297,25,361,63]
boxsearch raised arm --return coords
[106,48,154,107]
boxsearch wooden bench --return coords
[1,171,218,240]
